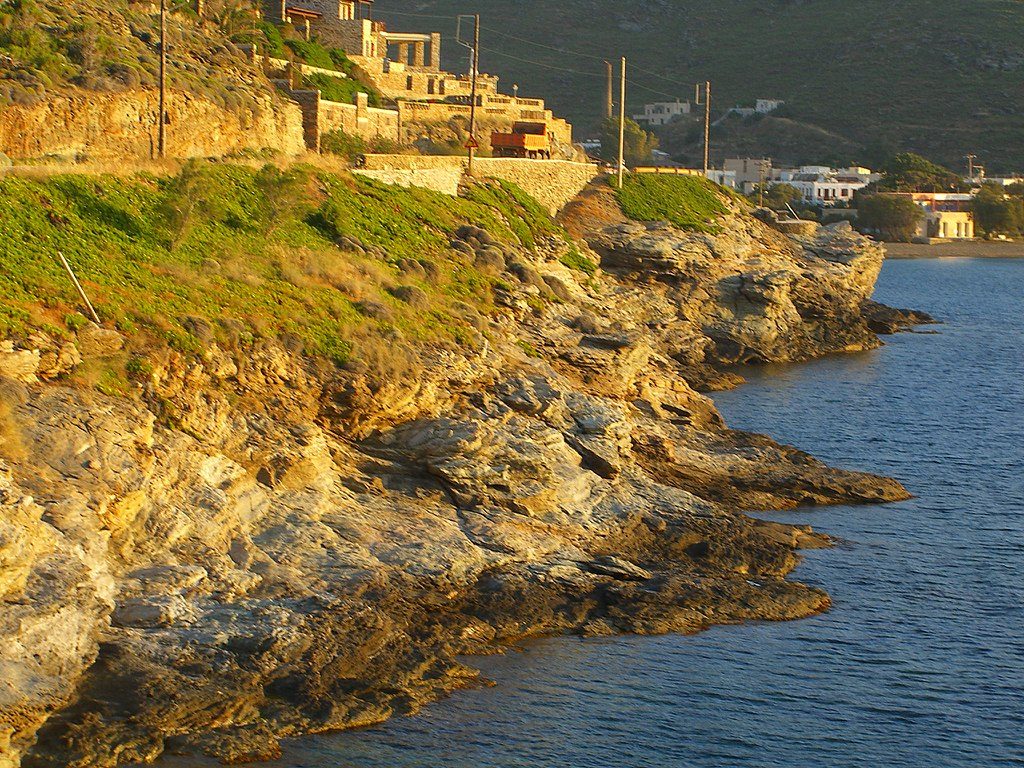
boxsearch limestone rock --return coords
[0,192,923,768]
[76,324,125,359]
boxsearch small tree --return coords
[858,195,924,242]
[876,153,962,192]
[750,182,803,209]
[599,117,658,167]
[973,184,1024,236]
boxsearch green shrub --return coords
[616,174,728,233]
[559,246,597,275]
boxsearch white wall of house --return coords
[634,101,691,126]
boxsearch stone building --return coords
[633,100,691,127]
[262,1,441,64]
[259,2,574,154]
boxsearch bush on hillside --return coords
[857,194,923,242]
[876,153,963,193]
[616,173,728,233]
[320,130,406,160]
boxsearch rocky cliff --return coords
[0,178,920,767]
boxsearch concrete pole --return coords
[467,14,479,177]
[618,56,626,189]
[605,60,613,119]
[702,80,711,176]
[158,0,167,159]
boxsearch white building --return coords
[633,100,691,126]
[773,166,880,206]
[755,99,785,114]
[704,169,738,189]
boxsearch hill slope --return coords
[376,0,1024,172]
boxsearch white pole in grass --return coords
[58,252,101,325]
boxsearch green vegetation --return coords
[749,182,803,210]
[598,117,658,167]
[857,194,924,242]
[0,162,564,369]
[559,246,598,276]
[615,174,728,233]
[874,153,963,192]
[321,130,406,160]
[0,0,270,108]
[304,73,381,107]
[0,1,384,111]
[972,184,1024,236]
[378,0,1024,171]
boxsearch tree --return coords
[750,182,803,209]
[1005,181,1024,198]
[858,194,924,242]
[599,117,658,167]
[875,152,963,192]
[972,184,1024,236]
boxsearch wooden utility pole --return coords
[758,161,766,207]
[965,153,977,181]
[467,13,480,176]
[702,80,711,176]
[617,56,626,189]
[158,0,167,158]
[604,60,613,119]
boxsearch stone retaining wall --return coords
[0,89,306,161]
[353,167,462,196]
[358,155,598,212]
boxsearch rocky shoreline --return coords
[1,187,925,767]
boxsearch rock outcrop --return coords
[0,197,920,767]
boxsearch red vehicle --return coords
[490,121,552,159]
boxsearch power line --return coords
[378,7,701,93]
[481,23,699,92]
[477,44,607,79]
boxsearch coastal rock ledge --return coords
[1,197,919,767]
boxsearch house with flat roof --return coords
[633,100,691,127]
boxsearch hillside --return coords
[375,0,1024,172]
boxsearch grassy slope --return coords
[375,0,1024,172]
[616,174,729,233]
[0,163,562,384]
[0,0,274,108]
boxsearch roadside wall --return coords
[0,89,306,161]
[359,155,599,213]
[353,167,462,196]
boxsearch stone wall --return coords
[320,95,401,143]
[359,154,599,213]
[353,167,463,196]
[0,89,306,161]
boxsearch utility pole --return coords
[965,153,977,181]
[158,0,167,159]
[758,161,766,207]
[618,56,626,189]
[702,80,711,176]
[605,60,614,119]
[461,13,480,176]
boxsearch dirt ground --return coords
[884,241,1024,259]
